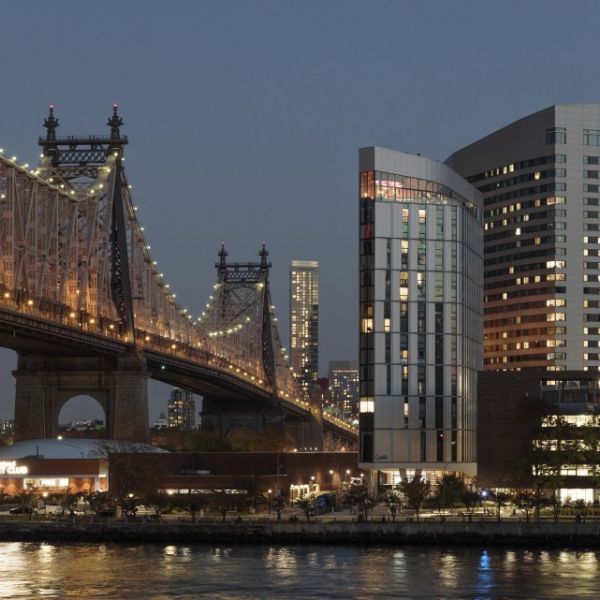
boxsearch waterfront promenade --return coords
[2,518,600,547]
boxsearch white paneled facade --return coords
[358,147,482,483]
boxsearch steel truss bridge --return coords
[0,107,356,448]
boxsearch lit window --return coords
[361,318,373,333]
[359,398,374,413]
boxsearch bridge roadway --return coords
[0,302,356,444]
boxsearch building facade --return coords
[447,104,600,371]
[290,260,319,392]
[358,147,483,485]
[168,388,196,430]
[478,369,600,503]
[328,360,359,420]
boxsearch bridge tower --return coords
[200,244,324,449]
[200,244,286,439]
[12,106,149,442]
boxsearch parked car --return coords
[128,504,160,519]
[9,505,33,515]
[73,500,92,516]
[34,503,62,516]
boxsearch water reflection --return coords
[438,552,457,589]
[0,543,598,599]
[476,550,494,598]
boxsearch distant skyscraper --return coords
[290,260,319,392]
[328,360,359,419]
[168,389,196,430]
[446,104,600,371]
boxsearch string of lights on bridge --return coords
[0,146,355,435]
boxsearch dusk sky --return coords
[1,0,600,422]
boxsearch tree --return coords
[249,426,294,452]
[548,492,562,523]
[489,491,513,522]
[382,491,401,522]
[294,497,313,522]
[514,490,537,523]
[210,488,239,522]
[17,489,38,520]
[173,491,206,523]
[579,414,600,493]
[433,474,467,515]
[529,415,580,519]
[399,476,431,522]
[177,431,234,452]
[461,491,481,520]
[59,489,81,520]
[103,442,168,506]
[344,479,376,521]
[574,499,587,523]
[87,491,113,516]
[264,493,286,522]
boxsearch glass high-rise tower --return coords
[168,388,196,430]
[447,104,600,372]
[328,360,359,419]
[358,147,482,484]
[290,260,319,393]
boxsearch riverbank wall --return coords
[1,520,600,547]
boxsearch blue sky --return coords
[1,0,600,422]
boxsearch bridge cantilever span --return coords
[0,107,357,447]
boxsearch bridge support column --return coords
[284,385,324,451]
[13,353,149,443]
[283,413,323,451]
[200,396,284,439]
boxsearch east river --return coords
[0,542,598,599]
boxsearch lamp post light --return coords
[480,490,489,520]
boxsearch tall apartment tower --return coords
[358,147,483,484]
[290,260,319,392]
[168,388,196,430]
[447,104,600,371]
[328,360,359,419]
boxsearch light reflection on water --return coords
[0,543,598,599]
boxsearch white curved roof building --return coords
[0,438,167,460]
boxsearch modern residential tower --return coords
[167,388,196,430]
[290,260,319,393]
[447,104,600,372]
[358,147,483,484]
[328,360,359,420]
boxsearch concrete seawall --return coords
[1,521,600,547]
